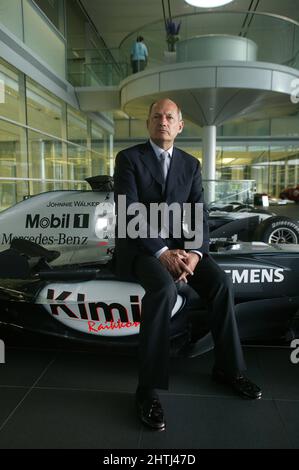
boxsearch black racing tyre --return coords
[253,216,299,244]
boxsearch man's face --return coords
[147,99,184,148]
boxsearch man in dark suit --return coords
[114,99,262,431]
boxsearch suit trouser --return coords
[132,254,247,390]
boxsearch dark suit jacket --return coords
[113,141,209,278]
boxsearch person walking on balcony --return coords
[131,36,148,73]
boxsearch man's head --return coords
[147,99,184,149]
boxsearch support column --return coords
[202,125,217,205]
[109,134,114,176]
[284,160,289,189]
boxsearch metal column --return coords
[202,125,217,204]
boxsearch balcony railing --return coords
[68,10,299,88]
[120,11,299,71]
[67,47,128,87]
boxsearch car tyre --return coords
[253,216,299,244]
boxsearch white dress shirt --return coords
[148,140,203,261]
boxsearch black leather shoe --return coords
[135,393,166,431]
[212,369,262,400]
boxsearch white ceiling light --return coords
[185,0,234,7]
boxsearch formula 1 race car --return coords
[0,179,298,352]
[208,203,299,245]
[0,237,298,352]
[0,177,298,263]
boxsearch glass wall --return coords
[0,61,22,122]
[23,0,66,78]
[0,0,23,40]
[26,79,64,138]
[216,143,299,197]
[0,120,28,210]
[33,0,64,34]
[114,116,299,200]
[67,106,90,182]
[0,0,66,79]
[27,129,65,194]
[91,122,108,176]
[0,58,112,212]
[66,0,126,87]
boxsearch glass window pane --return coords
[67,143,90,183]
[271,115,299,137]
[67,107,92,183]
[23,0,66,78]
[181,120,203,138]
[114,119,130,139]
[0,59,22,123]
[67,106,87,145]
[0,0,23,40]
[26,79,63,138]
[0,119,28,211]
[67,106,91,180]
[27,129,66,193]
[33,0,62,33]
[91,123,107,175]
[130,119,148,138]
[221,119,270,137]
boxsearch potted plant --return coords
[166,19,181,52]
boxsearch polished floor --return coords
[0,328,298,449]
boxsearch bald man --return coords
[114,99,262,431]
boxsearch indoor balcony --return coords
[74,10,299,202]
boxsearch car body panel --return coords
[0,188,298,347]
[0,241,298,346]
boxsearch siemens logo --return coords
[225,268,284,284]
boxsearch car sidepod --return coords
[213,245,299,341]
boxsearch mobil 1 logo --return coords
[73,214,89,228]
[26,213,89,229]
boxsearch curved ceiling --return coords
[120,61,299,126]
[81,0,299,49]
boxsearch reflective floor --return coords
[0,327,298,449]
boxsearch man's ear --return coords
[178,121,184,133]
